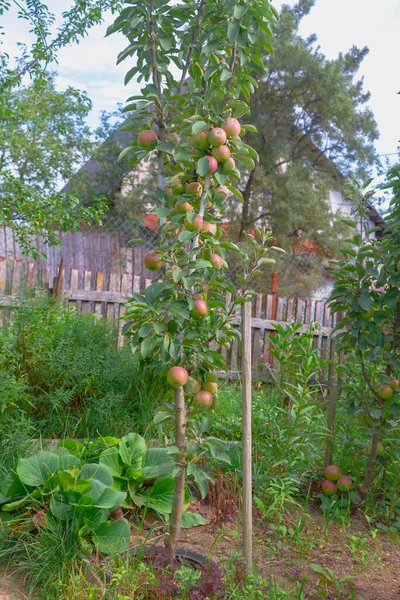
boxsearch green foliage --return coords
[328,164,400,497]
[0,295,167,442]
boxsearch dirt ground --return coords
[1,501,400,599]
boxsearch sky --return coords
[2,0,399,167]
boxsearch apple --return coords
[367,441,384,456]
[321,480,337,496]
[382,327,393,336]
[203,155,218,174]
[170,173,186,194]
[165,265,182,279]
[202,222,217,235]
[185,215,203,232]
[378,384,393,400]
[324,464,340,482]
[203,381,218,393]
[167,366,189,388]
[175,201,194,214]
[223,117,241,138]
[186,182,203,198]
[193,390,213,409]
[168,132,180,144]
[210,253,224,269]
[214,186,230,200]
[191,300,210,319]
[337,475,352,492]
[207,127,227,147]
[192,130,209,151]
[211,145,231,163]
[144,252,163,271]
[361,308,374,320]
[137,130,158,149]
[222,157,236,174]
[391,378,400,389]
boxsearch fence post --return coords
[241,300,253,572]
[268,272,278,368]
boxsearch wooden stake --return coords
[324,381,337,468]
[241,301,252,572]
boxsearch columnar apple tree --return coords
[109,0,279,558]
[329,167,400,500]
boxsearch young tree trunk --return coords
[238,168,255,241]
[164,386,186,560]
[360,427,381,500]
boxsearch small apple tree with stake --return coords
[108,0,279,560]
[329,166,400,501]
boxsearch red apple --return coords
[223,117,241,138]
[222,157,236,174]
[337,475,352,492]
[186,182,203,198]
[321,480,337,496]
[164,185,173,197]
[192,130,209,151]
[204,155,218,174]
[207,127,227,147]
[193,391,213,409]
[202,222,217,235]
[144,252,163,271]
[168,132,180,144]
[214,186,230,200]
[210,253,224,269]
[191,300,210,319]
[203,381,218,393]
[324,465,340,482]
[185,215,203,232]
[211,145,231,163]
[167,366,189,388]
[379,384,393,400]
[175,201,194,214]
[137,130,158,149]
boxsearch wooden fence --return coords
[0,257,341,382]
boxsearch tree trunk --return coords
[238,168,255,241]
[360,427,381,500]
[164,386,186,560]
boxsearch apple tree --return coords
[329,166,400,500]
[109,0,279,559]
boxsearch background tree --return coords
[230,0,379,247]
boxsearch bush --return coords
[0,295,168,442]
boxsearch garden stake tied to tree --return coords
[109,0,281,563]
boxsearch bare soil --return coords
[2,501,400,599]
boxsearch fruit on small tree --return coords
[168,132,180,144]
[164,185,173,196]
[165,265,182,279]
[222,157,236,174]
[137,129,158,148]
[391,378,400,389]
[210,253,224,269]
[185,215,203,232]
[167,366,189,388]
[367,441,384,456]
[337,475,352,492]
[203,380,218,393]
[324,464,340,481]
[321,480,337,496]
[184,376,201,395]
[144,252,164,271]
[214,186,230,200]
[361,308,374,320]
[191,300,210,319]
[211,145,231,163]
[175,201,194,214]
[186,182,203,198]
[202,222,217,235]
[378,384,393,400]
[207,127,227,147]
[193,390,213,408]
[192,130,209,150]
[204,155,218,174]
[223,117,241,138]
